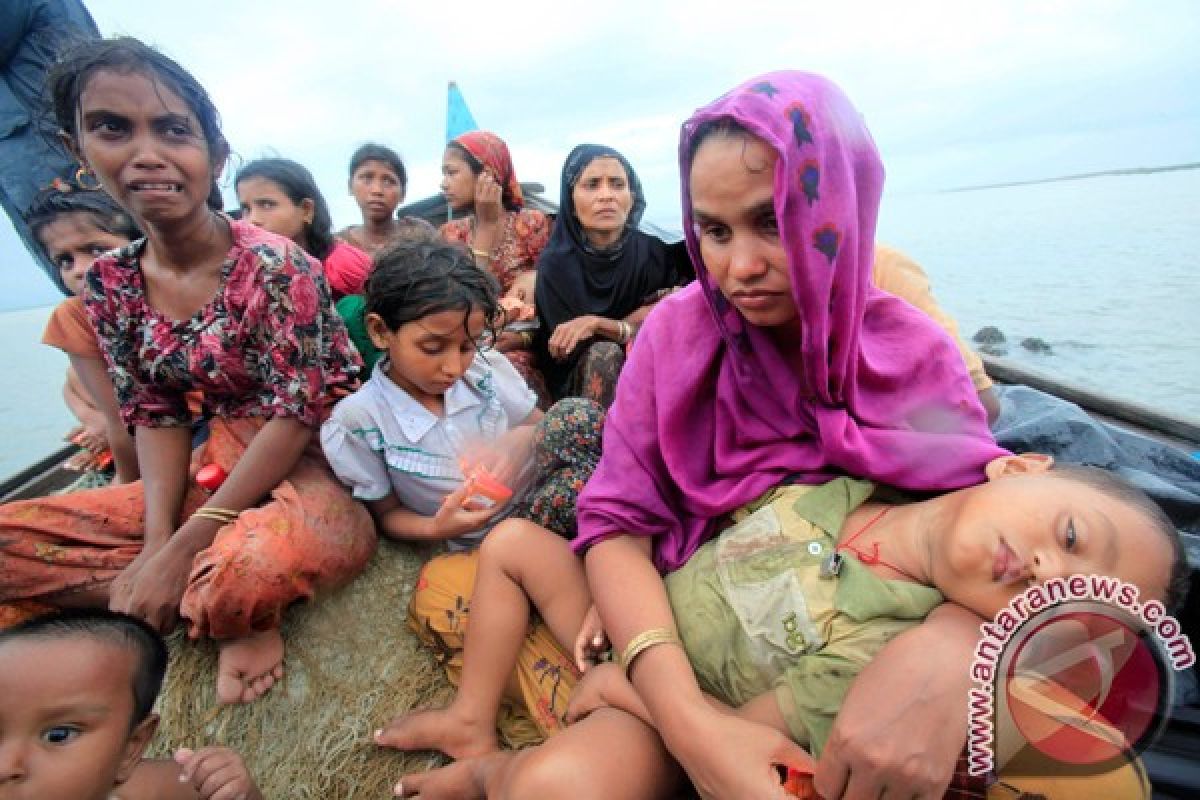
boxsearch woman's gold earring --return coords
[74,165,101,191]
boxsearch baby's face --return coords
[0,637,145,800]
[505,271,537,304]
[930,472,1172,620]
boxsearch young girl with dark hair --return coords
[0,36,375,706]
[27,187,141,482]
[338,142,437,256]
[235,157,372,298]
[320,240,605,743]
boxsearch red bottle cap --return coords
[195,464,228,492]
[782,766,820,799]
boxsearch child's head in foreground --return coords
[928,454,1189,620]
[26,188,141,295]
[364,240,499,401]
[0,608,167,800]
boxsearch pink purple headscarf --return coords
[573,71,1009,572]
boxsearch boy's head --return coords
[26,188,140,295]
[930,454,1188,620]
[0,609,167,799]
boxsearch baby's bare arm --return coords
[118,749,264,799]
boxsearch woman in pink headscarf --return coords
[567,70,1007,800]
[395,72,1006,800]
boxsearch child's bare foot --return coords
[216,628,284,704]
[375,702,498,759]
[394,753,509,799]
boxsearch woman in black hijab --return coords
[534,144,689,408]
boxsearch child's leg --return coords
[396,707,684,800]
[379,518,591,758]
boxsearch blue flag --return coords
[446,81,479,142]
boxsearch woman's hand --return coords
[573,603,609,672]
[813,604,979,800]
[672,706,815,800]
[109,540,197,633]
[474,171,503,228]
[109,548,155,607]
[548,315,602,360]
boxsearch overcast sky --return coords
[3,0,1198,308]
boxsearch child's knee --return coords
[498,745,586,800]
[479,518,548,567]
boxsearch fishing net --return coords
[148,539,543,798]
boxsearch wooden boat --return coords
[3,180,1197,796]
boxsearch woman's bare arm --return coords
[586,535,810,798]
[814,602,982,800]
[70,354,139,483]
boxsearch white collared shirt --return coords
[320,351,537,549]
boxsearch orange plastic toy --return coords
[782,766,821,798]
[460,463,513,510]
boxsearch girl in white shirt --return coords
[321,240,605,745]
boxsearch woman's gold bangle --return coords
[619,627,682,675]
[191,507,240,524]
[471,247,491,260]
[616,320,631,344]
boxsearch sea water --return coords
[1,169,1197,480]
[876,168,1198,422]
[0,305,72,479]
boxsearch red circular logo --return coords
[999,603,1170,772]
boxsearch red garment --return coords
[321,239,373,298]
[0,417,376,639]
[82,220,360,428]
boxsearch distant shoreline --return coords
[944,162,1200,193]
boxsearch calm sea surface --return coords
[1,169,1197,480]
[876,168,1198,424]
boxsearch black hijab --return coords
[535,144,684,393]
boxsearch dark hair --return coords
[26,187,141,245]
[366,241,499,339]
[686,116,771,181]
[48,36,229,211]
[235,158,334,260]
[1053,464,1190,613]
[687,117,752,161]
[349,143,408,191]
[445,141,484,176]
[0,608,167,729]
[25,188,142,293]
